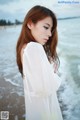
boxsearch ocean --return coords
[0,17,80,120]
[57,17,80,120]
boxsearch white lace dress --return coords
[22,42,63,120]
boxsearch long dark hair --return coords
[16,5,60,76]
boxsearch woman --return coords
[16,5,63,120]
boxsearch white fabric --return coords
[23,42,63,120]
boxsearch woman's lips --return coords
[44,38,48,41]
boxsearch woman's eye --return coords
[43,26,49,30]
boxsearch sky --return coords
[0,0,80,22]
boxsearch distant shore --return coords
[0,24,22,29]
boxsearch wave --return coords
[58,16,80,20]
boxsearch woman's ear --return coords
[27,21,33,29]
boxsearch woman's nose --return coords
[48,30,52,37]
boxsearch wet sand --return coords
[0,76,25,120]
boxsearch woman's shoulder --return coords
[27,41,42,48]
[24,42,43,52]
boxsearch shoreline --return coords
[0,24,22,29]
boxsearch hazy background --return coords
[0,0,80,22]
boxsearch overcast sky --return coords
[0,0,80,22]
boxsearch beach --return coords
[0,75,25,120]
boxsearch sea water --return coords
[0,17,80,120]
[57,17,80,120]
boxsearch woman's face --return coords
[28,16,53,45]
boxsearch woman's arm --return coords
[23,42,62,95]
